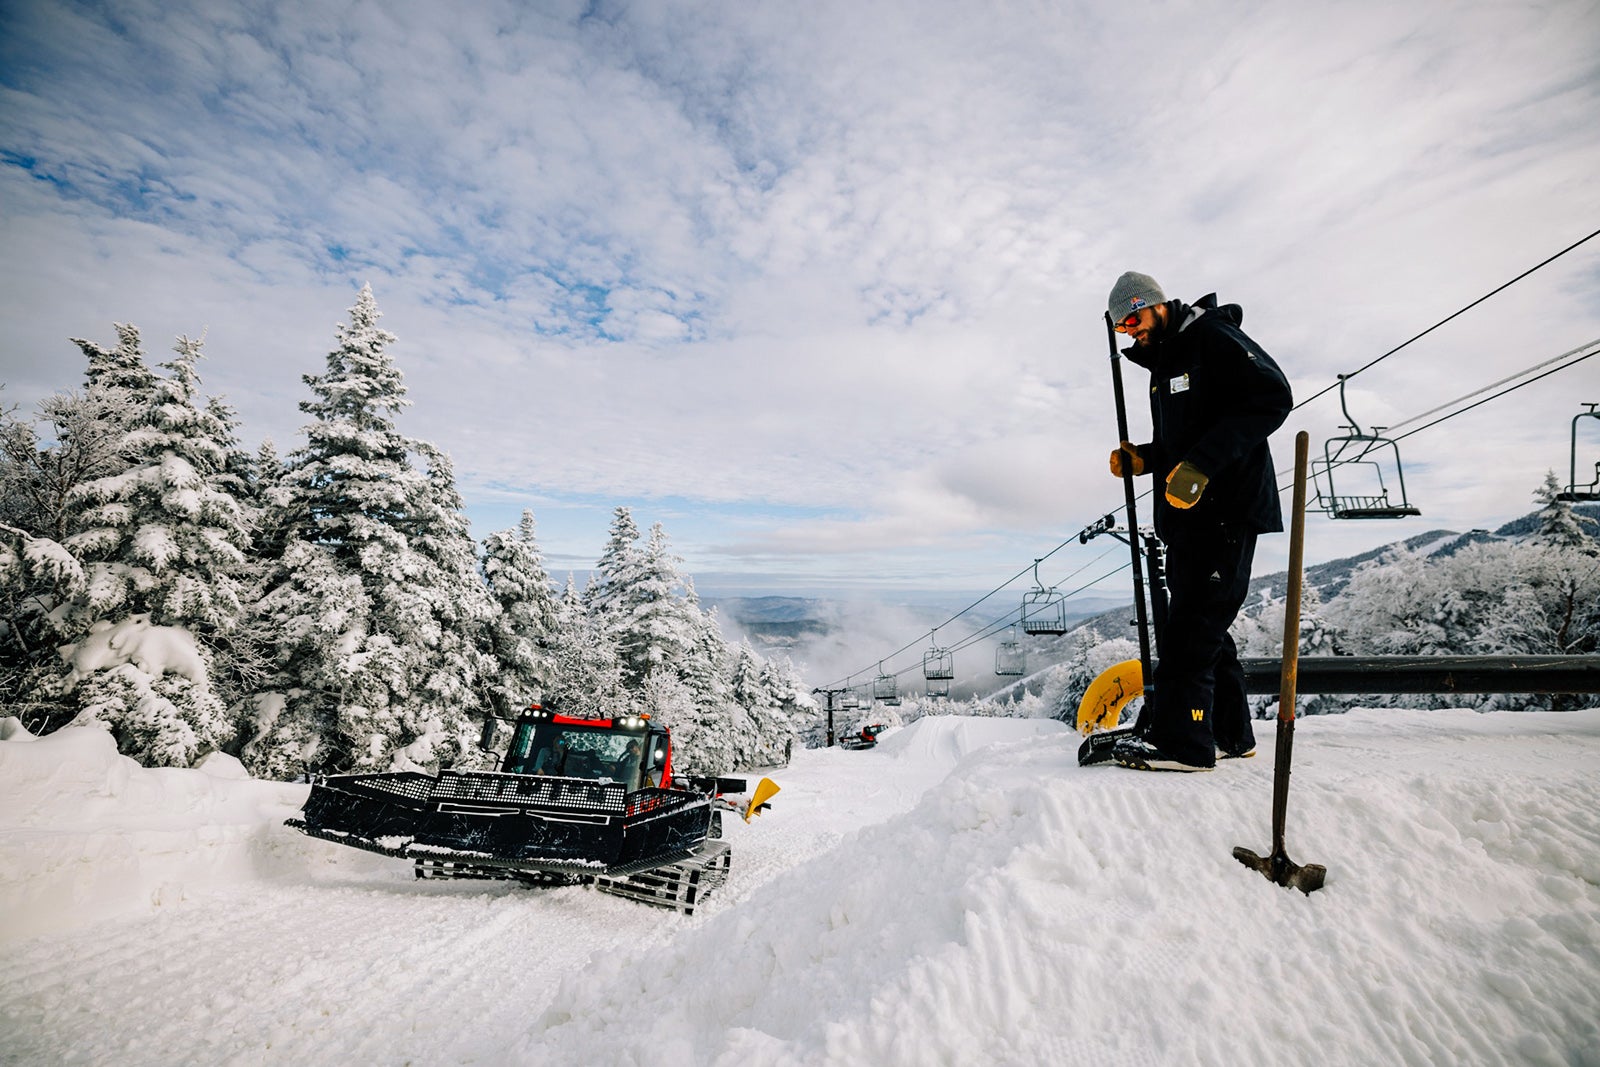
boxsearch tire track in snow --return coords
[0,858,656,1066]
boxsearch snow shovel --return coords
[1233,431,1327,895]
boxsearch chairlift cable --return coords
[847,546,1121,685]
[1278,338,1600,491]
[1389,347,1599,445]
[1292,225,1600,414]
[1381,337,1600,436]
[828,558,1133,689]
[946,562,1131,652]
[832,543,1120,687]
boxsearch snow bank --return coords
[3,711,1598,1065]
[526,710,1600,1066]
[0,722,309,942]
[872,714,1062,766]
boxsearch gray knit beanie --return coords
[1107,271,1166,319]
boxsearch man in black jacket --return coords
[1103,271,1293,771]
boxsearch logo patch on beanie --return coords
[1127,297,1149,311]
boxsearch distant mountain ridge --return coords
[1252,500,1600,603]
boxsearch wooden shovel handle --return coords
[1279,431,1310,723]
[1270,431,1311,851]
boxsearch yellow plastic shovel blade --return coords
[1076,659,1143,735]
[743,777,781,822]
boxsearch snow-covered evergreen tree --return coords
[46,334,248,765]
[1,327,153,542]
[729,644,764,715]
[680,601,731,708]
[75,323,157,395]
[280,285,411,557]
[647,666,733,776]
[544,575,630,719]
[1532,469,1597,549]
[613,523,700,688]
[481,509,559,718]
[749,652,801,765]
[249,285,487,775]
[762,654,820,751]
[396,442,498,765]
[245,539,368,777]
[63,336,249,631]
[727,644,769,767]
[585,506,642,621]
[0,522,86,725]
[582,509,711,693]
[1,327,161,727]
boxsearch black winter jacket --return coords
[1123,294,1293,543]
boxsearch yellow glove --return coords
[1165,461,1209,508]
[1109,441,1145,478]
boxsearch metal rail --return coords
[1238,655,1600,695]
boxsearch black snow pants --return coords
[1144,523,1258,767]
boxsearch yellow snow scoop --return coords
[1076,659,1143,735]
[742,777,780,823]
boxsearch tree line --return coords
[1,286,810,776]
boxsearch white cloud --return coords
[2,0,1598,598]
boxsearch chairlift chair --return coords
[923,631,954,681]
[1557,402,1600,502]
[1020,560,1069,635]
[1313,375,1421,519]
[994,625,1026,676]
[926,677,951,699]
[872,663,902,706]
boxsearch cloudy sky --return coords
[3,0,1599,612]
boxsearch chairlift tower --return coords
[811,686,854,747]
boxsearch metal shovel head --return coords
[1232,845,1327,895]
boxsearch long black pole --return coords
[1106,313,1154,684]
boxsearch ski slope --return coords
[3,709,1598,1066]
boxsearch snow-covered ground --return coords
[3,709,1597,1066]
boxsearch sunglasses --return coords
[1112,309,1144,333]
